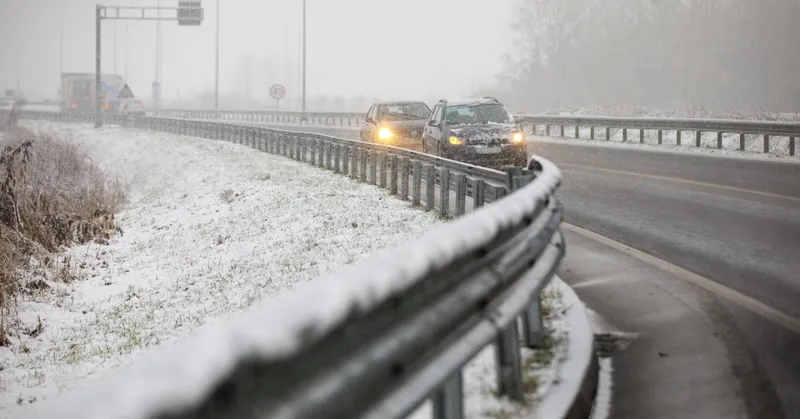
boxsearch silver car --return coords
[117,98,147,119]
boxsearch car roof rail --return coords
[482,96,500,102]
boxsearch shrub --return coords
[0,127,125,341]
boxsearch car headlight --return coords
[511,131,524,144]
[449,136,463,145]
[378,127,393,141]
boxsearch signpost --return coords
[270,83,286,110]
[94,2,204,127]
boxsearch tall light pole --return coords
[113,21,117,74]
[155,0,161,110]
[16,43,21,93]
[125,23,129,80]
[215,0,220,109]
[60,27,64,75]
[302,0,306,113]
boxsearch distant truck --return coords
[59,73,136,113]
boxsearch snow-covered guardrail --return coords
[18,111,598,419]
[147,108,800,156]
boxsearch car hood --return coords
[380,119,427,130]
[448,123,517,144]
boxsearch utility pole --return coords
[215,0,220,109]
[125,23,129,79]
[95,5,101,127]
[60,27,64,75]
[302,0,306,113]
[155,0,161,110]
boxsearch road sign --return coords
[178,1,204,26]
[270,84,286,100]
[152,81,161,99]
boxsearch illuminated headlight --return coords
[511,132,524,144]
[449,136,463,145]
[378,127,393,141]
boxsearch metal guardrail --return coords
[19,111,570,419]
[144,109,800,156]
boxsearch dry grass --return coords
[0,127,125,342]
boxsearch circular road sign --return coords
[270,84,286,100]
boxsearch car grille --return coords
[466,137,509,145]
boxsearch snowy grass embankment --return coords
[2,121,571,418]
[2,120,446,410]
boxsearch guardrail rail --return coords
[138,108,800,156]
[18,111,586,419]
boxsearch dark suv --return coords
[421,97,528,169]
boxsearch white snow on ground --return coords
[1,120,446,413]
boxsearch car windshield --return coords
[376,103,431,121]
[444,103,514,125]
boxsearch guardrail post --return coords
[494,322,525,401]
[343,146,350,175]
[574,125,579,138]
[257,130,265,152]
[676,130,682,146]
[473,180,485,208]
[351,147,358,179]
[412,161,422,206]
[790,137,796,157]
[717,132,723,149]
[310,138,317,163]
[454,174,467,217]
[505,167,523,192]
[379,152,387,188]
[622,128,627,142]
[739,133,745,151]
[326,142,333,169]
[389,155,399,195]
[360,149,368,183]
[335,145,342,173]
[370,151,377,185]
[425,164,435,211]
[440,168,450,217]
[763,135,770,154]
[559,125,565,137]
[522,297,546,348]
[431,371,464,419]
[589,126,595,140]
[605,127,610,141]
[400,158,409,200]
[658,129,663,145]
[640,128,645,144]
[696,131,702,148]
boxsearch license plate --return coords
[474,146,501,154]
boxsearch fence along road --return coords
[19,112,596,419]
[143,109,800,156]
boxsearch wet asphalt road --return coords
[531,140,800,418]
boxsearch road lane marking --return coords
[562,222,800,336]
[560,163,800,203]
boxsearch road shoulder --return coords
[557,226,769,419]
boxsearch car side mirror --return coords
[365,116,374,123]
[427,120,438,127]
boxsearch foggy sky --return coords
[0,0,515,104]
